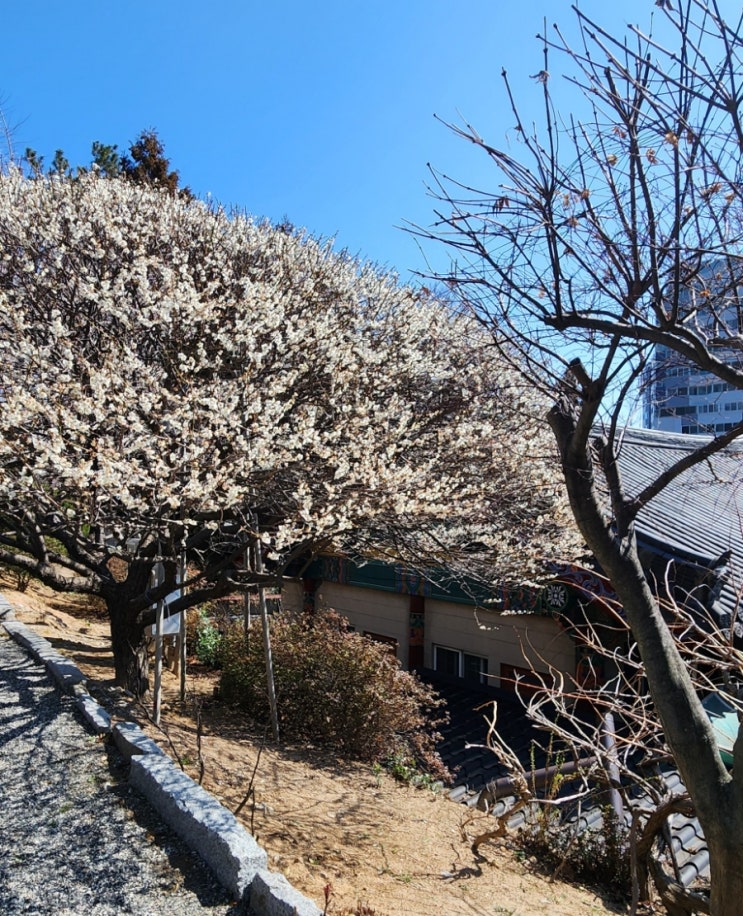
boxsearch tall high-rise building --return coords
[644,347,743,433]
[644,263,743,434]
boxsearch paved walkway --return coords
[0,629,236,916]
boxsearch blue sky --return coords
[3,1,659,282]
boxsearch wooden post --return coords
[153,597,164,725]
[254,526,279,743]
[178,549,187,702]
[243,543,252,645]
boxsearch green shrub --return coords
[516,805,631,897]
[506,739,631,897]
[193,610,224,668]
[219,608,451,781]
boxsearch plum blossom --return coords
[0,170,580,688]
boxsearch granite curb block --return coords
[113,720,166,759]
[75,690,113,734]
[0,596,15,619]
[1,606,322,916]
[246,869,323,916]
[130,753,269,901]
[3,618,87,692]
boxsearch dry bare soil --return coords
[3,575,628,916]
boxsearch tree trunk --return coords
[548,406,739,913]
[708,829,743,916]
[592,539,743,916]
[108,596,150,695]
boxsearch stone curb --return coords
[75,690,113,734]
[247,868,325,916]
[0,604,321,916]
[113,720,166,759]
[0,596,15,620]
[130,753,269,900]
[3,619,87,692]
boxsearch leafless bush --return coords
[219,608,451,781]
[469,570,741,911]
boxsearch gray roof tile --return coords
[615,427,743,630]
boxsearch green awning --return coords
[702,693,739,766]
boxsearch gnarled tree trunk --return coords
[107,594,150,695]
[104,561,155,695]
[707,830,743,916]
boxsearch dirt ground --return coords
[2,575,628,916]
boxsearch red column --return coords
[408,594,424,669]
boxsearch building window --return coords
[363,631,398,656]
[434,645,459,677]
[433,645,488,685]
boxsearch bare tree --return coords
[419,2,743,912]
[487,571,742,912]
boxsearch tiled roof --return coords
[424,672,545,791]
[432,427,742,894]
[433,675,711,889]
[614,426,743,631]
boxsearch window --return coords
[462,653,488,683]
[690,383,711,396]
[433,645,488,685]
[433,645,459,677]
[363,631,398,656]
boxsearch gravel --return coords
[0,630,237,916]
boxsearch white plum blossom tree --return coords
[0,170,579,692]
